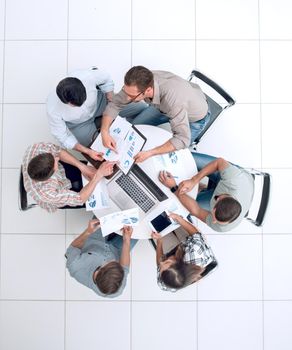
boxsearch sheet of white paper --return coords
[82,176,110,211]
[118,128,146,174]
[91,116,132,161]
[99,208,140,236]
[152,149,195,184]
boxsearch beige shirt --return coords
[104,70,208,149]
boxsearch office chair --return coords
[188,69,235,147]
[245,169,271,227]
[19,166,37,211]
[18,161,87,211]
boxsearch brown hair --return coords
[160,245,204,289]
[27,153,55,181]
[94,261,124,295]
[214,196,242,223]
[124,66,154,91]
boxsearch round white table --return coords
[93,125,198,239]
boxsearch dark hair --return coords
[214,196,242,223]
[56,77,86,106]
[124,66,154,92]
[27,153,55,181]
[94,261,124,295]
[160,246,204,290]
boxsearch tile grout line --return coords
[0,0,7,302]
[130,1,133,348]
[257,1,265,349]
[64,1,70,349]
[194,1,199,349]
[1,38,292,42]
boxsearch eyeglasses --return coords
[122,86,145,102]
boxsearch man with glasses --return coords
[101,66,209,162]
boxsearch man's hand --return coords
[151,231,162,241]
[87,218,100,234]
[101,131,117,152]
[134,150,152,163]
[87,149,104,161]
[158,170,176,188]
[97,161,116,177]
[122,226,133,242]
[178,177,198,195]
[81,165,97,181]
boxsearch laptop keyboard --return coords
[116,173,156,213]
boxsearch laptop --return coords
[107,164,168,219]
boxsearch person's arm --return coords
[73,142,104,162]
[134,140,176,163]
[151,232,164,265]
[119,226,133,267]
[168,213,199,236]
[71,219,100,249]
[176,193,210,223]
[78,161,116,202]
[178,157,230,194]
[100,114,117,151]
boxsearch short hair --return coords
[124,66,154,92]
[27,153,55,181]
[214,197,242,223]
[56,77,86,106]
[94,261,124,295]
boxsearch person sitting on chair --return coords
[152,213,217,292]
[159,153,254,232]
[22,142,115,212]
[100,65,209,163]
[66,218,137,298]
[47,66,157,160]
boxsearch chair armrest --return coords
[189,70,235,107]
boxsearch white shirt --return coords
[47,67,114,149]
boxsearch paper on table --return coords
[99,208,139,237]
[152,149,195,184]
[82,176,110,211]
[90,116,132,162]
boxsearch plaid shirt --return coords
[157,233,216,292]
[22,142,83,213]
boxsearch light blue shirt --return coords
[47,67,114,149]
[66,228,129,298]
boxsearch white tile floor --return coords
[0,0,291,349]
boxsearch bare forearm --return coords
[177,193,209,223]
[101,115,113,134]
[193,157,229,182]
[71,229,91,248]
[59,149,84,171]
[148,140,176,157]
[73,143,92,157]
[120,240,131,267]
[79,172,103,202]
[156,240,164,265]
[175,216,199,235]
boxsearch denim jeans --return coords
[189,110,211,144]
[120,102,169,126]
[108,234,138,251]
[191,152,221,211]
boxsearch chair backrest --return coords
[245,170,271,227]
[18,166,37,211]
[188,69,235,145]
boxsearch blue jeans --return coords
[189,110,211,144]
[191,152,221,211]
[108,234,138,251]
[120,102,169,126]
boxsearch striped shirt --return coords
[157,233,216,292]
[22,142,83,213]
